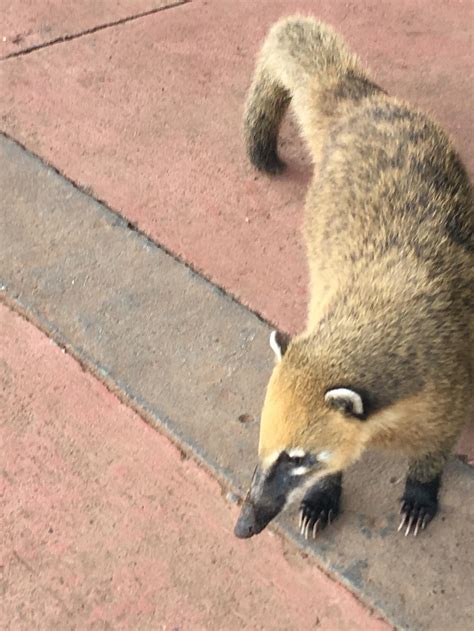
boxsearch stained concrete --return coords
[1,0,472,334]
[1,303,391,631]
[1,0,185,58]
[2,135,473,631]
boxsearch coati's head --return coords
[234,330,372,539]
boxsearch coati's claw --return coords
[398,479,439,537]
[413,518,421,537]
[398,508,429,537]
[327,509,333,526]
[299,509,304,530]
[397,513,407,533]
[400,506,434,537]
[304,516,311,539]
[404,514,415,537]
[301,514,311,539]
[312,519,321,539]
[298,481,341,540]
[304,519,311,540]
[298,505,335,539]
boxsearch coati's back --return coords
[245,16,473,396]
[305,95,473,406]
[305,95,472,325]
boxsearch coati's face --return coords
[234,331,369,539]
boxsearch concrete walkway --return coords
[1,2,473,630]
[2,303,389,630]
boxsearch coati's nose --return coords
[234,501,259,539]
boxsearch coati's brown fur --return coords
[236,16,473,539]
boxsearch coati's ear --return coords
[269,330,291,362]
[325,388,365,420]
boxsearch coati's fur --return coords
[235,16,473,540]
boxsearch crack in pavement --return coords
[1,1,190,61]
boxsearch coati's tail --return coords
[244,16,380,172]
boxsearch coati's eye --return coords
[279,451,307,467]
[289,455,305,466]
[275,451,316,477]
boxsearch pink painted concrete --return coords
[0,303,390,630]
[1,0,182,58]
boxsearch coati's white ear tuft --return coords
[269,330,290,362]
[325,388,364,418]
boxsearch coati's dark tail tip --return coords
[248,145,286,175]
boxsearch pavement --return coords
[2,303,390,631]
[1,1,473,630]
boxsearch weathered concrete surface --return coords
[1,0,185,58]
[1,0,472,335]
[1,304,391,631]
[2,136,473,631]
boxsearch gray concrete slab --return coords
[1,134,473,631]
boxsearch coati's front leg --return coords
[299,472,342,539]
[398,451,448,537]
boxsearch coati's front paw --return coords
[298,482,341,540]
[398,478,439,537]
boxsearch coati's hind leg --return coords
[299,472,342,539]
[244,70,290,174]
[398,451,449,536]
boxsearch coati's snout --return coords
[234,498,279,539]
[234,451,321,538]
[234,492,279,539]
[234,464,287,538]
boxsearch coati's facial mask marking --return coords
[234,449,324,539]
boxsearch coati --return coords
[234,16,473,540]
